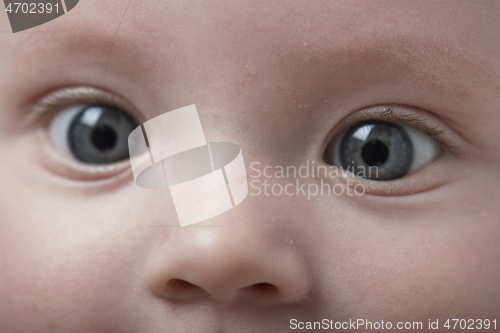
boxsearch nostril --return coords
[163,280,281,304]
[167,279,197,290]
[164,279,208,302]
[160,279,213,302]
[249,283,279,299]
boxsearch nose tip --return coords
[144,228,311,306]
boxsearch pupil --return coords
[91,125,117,151]
[362,140,389,166]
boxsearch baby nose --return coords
[144,224,311,306]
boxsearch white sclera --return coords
[405,126,440,173]
[47,105,86,157]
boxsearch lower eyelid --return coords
[320,152,453,197]
[35,129,132,182]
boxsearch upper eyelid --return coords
[25,86,143,127]
[29,91,461,157]
[341,106,462,157]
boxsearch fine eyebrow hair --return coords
[16,20,177,79]
[19,20,500,93]
[301,35,500,97]
[15,19,500,116]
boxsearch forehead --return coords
[0,0,499,119]
[2,0,498,61]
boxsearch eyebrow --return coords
[20,20,500,91]
[399,37,500,90]
[16,20,175,80]
[293,35,500,96]
[285,34,500,134]
[14,19,500,125]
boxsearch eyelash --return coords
[27,87,140,182]
[34,91,453,146]
[34,92,456,158]
[27,86,143,128]
[30,88,459,191]
[332,106,460,157]
[316,104,462,196]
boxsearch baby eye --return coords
[48,105,139,164]
[324,121,441,180]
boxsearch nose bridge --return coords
[144,212,311,305]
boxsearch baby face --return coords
[0,0,499,332]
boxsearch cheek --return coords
[0,165,165,332]
[307,177,500,320]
